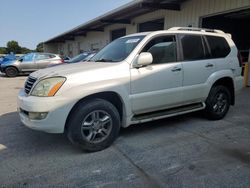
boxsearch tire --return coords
[5,67,18,77]
[205,85,231,120]
[66,98,121,152]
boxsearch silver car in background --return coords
[0,53,63,77]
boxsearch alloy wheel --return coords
[81,110,112,143]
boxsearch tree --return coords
[36,42,44,52]
[6,40,22,54]
[21,47,33,54]
[0,47,7,54]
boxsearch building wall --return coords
[45,0,250,57]
[44,43,58,54]
[164,0,250,28]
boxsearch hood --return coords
[30,61,124,79]
[0,59,17,66]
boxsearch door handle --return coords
[205,63,214,68]
[171,67,182,72]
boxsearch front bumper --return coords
[17,89,75,133]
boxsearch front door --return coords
[19,53,37,71]
[130,35,183,114]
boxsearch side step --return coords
[131,102,205,124]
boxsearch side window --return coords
[35,54,51,60]
[180,35,205,61]
[49,54,56,58]
[142,36,177,64]
[22,53,34,62]
[206,36,230,58]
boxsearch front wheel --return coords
[5,67,18,77]
[66,99,121,151]
[205,85,231,120]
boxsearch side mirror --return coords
[134,52,153,68]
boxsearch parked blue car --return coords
[0,54,17,65]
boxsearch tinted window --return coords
[142,36,177,64]
[206,36,230,58]
[180,35,205,61]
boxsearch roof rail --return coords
[168,27,225,34]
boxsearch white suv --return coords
[18,27,243,151]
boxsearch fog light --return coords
[29,112,48,120]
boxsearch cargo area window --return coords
[205,35,230,58]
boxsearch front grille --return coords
[24,76,37,94]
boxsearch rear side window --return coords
[35,54,53,60]
[180,35,205,61]
[206,36,230,58]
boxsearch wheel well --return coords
[212,77,235,105]
[65,91,124,132]
[4,66,19,72]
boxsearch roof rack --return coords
[168,27,225,34]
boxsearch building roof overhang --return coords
[44,0,186,44]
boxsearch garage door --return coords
[111,28,126,41]
[201,8,250,61]
[138,19,164,32]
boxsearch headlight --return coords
[31,77,66,97]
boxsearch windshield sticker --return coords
[126,39,140,43]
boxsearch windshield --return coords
[91,35,145,62]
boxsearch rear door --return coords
[180,34,216,103]
[205,35,231,72]
[35,54,54,69]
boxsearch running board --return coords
[131,102,205,124]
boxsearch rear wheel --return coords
[205,85,231,120]
[5,67,18,77]
[66,99,121,151]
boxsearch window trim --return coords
[202,35,212,58]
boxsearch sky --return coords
[0,0,132,49]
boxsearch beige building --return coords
[44,0,250,58]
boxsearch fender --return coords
[205,69,234,96]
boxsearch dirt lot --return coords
[0,74,250,188]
